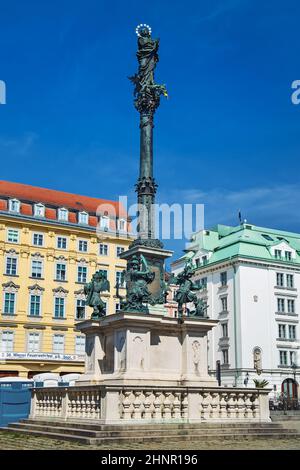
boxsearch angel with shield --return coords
[84,270,110,319]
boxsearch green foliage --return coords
[253,379,269,388]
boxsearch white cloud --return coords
[159,184,300,233]
[0,132,38,157]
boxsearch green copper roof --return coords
[181,223,300,268]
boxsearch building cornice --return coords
[193,255,300,276]
[0,212,134,242]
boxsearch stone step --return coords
[271,415,300,421]
[21,418,283,431]
[3,426,300,445]
[8,421,293,439]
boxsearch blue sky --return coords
[1,0,300,258]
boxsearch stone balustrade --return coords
[31,386,101,420]
[118,387,267,422]
[30,385,270,423]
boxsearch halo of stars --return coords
[135,24,152,37]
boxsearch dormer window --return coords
[9,199,20,213]
[34,203,45,217]
[58,207,68,222]
[118,218,126,232]
[100,216,109,231]
[78,211,88,224]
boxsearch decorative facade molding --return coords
[52,286,69,298]
[2,281,20,292]
[28,283,45,295]
[31,252,44,260]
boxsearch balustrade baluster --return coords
[163,392,173,419]
[143,391,153,420]
[173,392,181,419]
[237,393,246,419]
[220,392,228,419]
[153,392,162,420]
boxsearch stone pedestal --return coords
[76,312,218,388]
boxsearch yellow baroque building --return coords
[0,180,132,378]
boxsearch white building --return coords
[171,222,300,399]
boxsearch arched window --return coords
[282,378,298,400]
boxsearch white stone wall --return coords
[173,257,300,393]
[205,262,299,391]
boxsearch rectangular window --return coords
[100,217,109,230]
[287,274,294,288]
[279,351,288,366]
[75,336,85,355]
[58,208,68,221]
[116,246,125,257]
[118,219,126,231]
[34,204,45,217]
[290,351,295,365]
[287,299,295,314]
[99,244,108,256]
[31,260,42,279]
[78,212,88,224]
[222,349,229,365]
[6,257,17,276]
[29,295,41,317]
[201,277,208,289]
[275,249,282,259]
[276,273,284,287]
[1,331,14,352]
[221,323,228,337]
[4,292,15,315]
[99,269,108,279]
[7,229,19,243]
[289,325,296,340]
[278,324,286,339]
[77,266,87,284]
[277,298,285,313]
[221,297,228,312]
[33,233,44,246]
[220,272,227,286]
[285,251,292,261]
[53,334,64,353]
[27,332,40,352]
[202,256,208,265]
[57,237,67,249]
[115,302,121,313]
[56,263,66,281]
[9,199,20,212]
[116,271,125,287]
[75,299,86,320]
[78,240,88,252]
[54,297,65,318]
